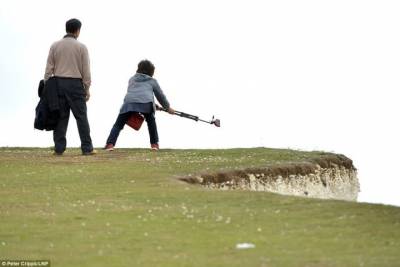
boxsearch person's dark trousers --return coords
[53,77,93,154]
[106,112,159,146]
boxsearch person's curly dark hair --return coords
[137,60,155,77]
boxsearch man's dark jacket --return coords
[34,78,60,131]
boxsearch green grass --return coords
[0,147,399,267]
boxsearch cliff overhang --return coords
[180,154,359,201]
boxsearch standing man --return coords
[44,18,96,155]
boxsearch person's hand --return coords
[168,107,175,114]
[85,90,90,102]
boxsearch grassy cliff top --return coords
[0,147,399,267]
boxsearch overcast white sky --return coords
[1,0,399,206]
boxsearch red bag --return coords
[126,113,144,131]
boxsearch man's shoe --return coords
[82,149,98,156]
[53,151,63,156]
[151,143,159,151]
[104,144,114,151]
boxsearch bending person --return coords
[105,60,174,151]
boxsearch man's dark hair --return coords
[66,18,82,34]
[137,60,155,77]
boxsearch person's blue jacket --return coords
[120,73,170,114]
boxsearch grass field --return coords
[1,147,399,267]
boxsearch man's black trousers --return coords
[53,77,93,153]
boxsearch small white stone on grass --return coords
[236,243,255,249]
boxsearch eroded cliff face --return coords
[203,165,358,201]
[181,155,359,201]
